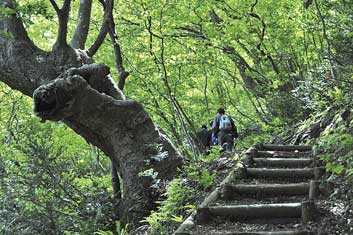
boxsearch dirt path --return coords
[175,144,329,235]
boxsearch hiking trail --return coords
[175,144,330,235]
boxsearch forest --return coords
[0,0,352,234]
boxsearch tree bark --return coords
[0,0,182,229]
[71,0,93,49]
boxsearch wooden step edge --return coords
[259,144,312,152]
[174,229,314,235]
[174,165,243,234]
[196,201,316,224]
[221,183,309,199]
[173,214,194,235]
[253,157,314,162]
[222,180,330,200]
[252,158,314,167]
[242,167,325,179]
[244,155,323,168]
[252,151,313,158]
[216,230,315,235]
[196,203,302,221]
[245,149,313,163]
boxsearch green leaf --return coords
[332,165,345,175]
[0,7,16,15]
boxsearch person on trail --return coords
[196,125,210,152]
[212,107,238,151]
[209,121,217,146]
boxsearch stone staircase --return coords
[174,144,328,235]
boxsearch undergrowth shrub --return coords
[235,133,271,151]
[184,147,223,190]
[315,112,353,176]
[144,179,193,235]
[94,221,128,235]
[145,147,230,234]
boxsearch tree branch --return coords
[108,10,129,90]
[304,0,314,9]
[314,0,336,79]
[209,9,223,24]
[49,0,60,13]
[145,15,199,157]
[87,0,112,57]
[1,0,35,43]
[250,0,259,12]
[87,0,129,90]
[249,5,280,75]
[50,0,72,49]
[70,0,93,49]
[0,0,51,95]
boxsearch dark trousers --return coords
[218,130,234,151]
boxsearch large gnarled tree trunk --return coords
[0,0,182,229]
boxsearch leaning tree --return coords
[0,0,182,228]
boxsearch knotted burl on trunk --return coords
[33,63,124,121]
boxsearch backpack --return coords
[219,115,232,131]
